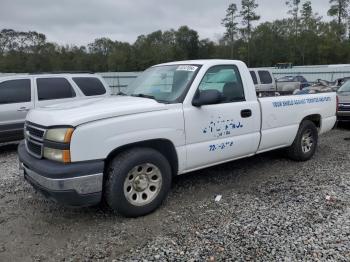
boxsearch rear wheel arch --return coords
[287,119,318,161]
[301,114,321,130]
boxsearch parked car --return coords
[337,80,350,122]
[276,75,310,94]
[18,59,336,217]
[0,73,110,143]
[249,68,276,95]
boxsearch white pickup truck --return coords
[18,60,337,217]
[249,68,276,94]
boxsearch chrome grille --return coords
[26,125,45,139]
[27,140,42,156]
[24,122,47,158]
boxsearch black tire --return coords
[287,120,318,161]
[104,147,172,217]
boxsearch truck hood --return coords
[27,96,168,127]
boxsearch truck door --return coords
[0,78,34,142]
[183,65,261,171]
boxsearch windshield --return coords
[126,64,200,103]
[338,80,350,92]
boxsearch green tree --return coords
[299,1,322,64]
[198,39,216,59]
[174,26,199,60]
[250,20,290,66]
[133,30,176,70]
[222,3,239,58]
[327,0,350,40]
[286,0,301,34]
[240,0,260,66]
[87,38,115,71]
[285,0,302,63]
[301,1,313,26]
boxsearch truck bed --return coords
[257,92,337,153]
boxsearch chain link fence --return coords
[98,72,141,95]
[3,65,350,93]
[99,66,350,92]
[271,66,350,82]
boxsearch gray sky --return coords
[0,0,331,45]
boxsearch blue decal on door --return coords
[203,116,243,138]
[209,140,234,152]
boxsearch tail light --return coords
[336,95,339,112]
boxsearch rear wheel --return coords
[287,120,318,161]
[104,148,172,217]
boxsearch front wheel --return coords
[104,148,172,217]
[287,120,318,161]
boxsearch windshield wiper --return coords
[131,93,156,99]
[116,91,128,96]
[130,93,170,104]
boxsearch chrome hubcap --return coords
[301,129,313,153]
[123,163,162,206]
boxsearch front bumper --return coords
[18,141,104,207]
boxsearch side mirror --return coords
[192,89,222,107]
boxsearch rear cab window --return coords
[36,78,76,101]
[258,71,273,84]
[0,79,31,104]
[72,77,106,96]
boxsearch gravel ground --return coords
[0,126,350,261]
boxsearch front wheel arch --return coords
[104,139,179,177]
[104,147,172,217]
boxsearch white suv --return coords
[0,73,110,143]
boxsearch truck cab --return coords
[249,68,276,95]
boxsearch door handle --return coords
[17,107,30,112]
[241,109,252,118]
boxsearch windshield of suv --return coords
[126,65,200,103]
[338,80,350,93]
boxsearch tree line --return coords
[1,0,350,73]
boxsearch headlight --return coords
[45,128,74,143]
[43,148,71,163]
[44,127,74,163]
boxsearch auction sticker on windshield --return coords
[176,65,198,71]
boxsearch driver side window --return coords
[198,65,245,103]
